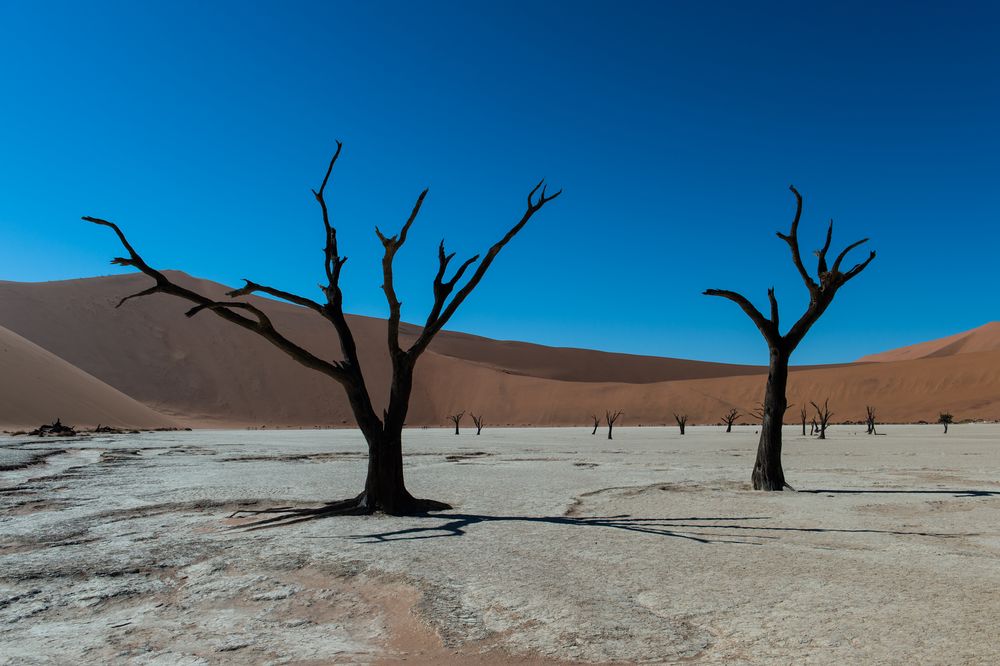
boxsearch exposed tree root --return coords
[228,493,452,530]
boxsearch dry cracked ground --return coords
[2,425,999,664]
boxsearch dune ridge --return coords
[1,272,998,428]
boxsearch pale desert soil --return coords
[1,425,999,664]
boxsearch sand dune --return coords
[858,321,1000,362]
[0,272,998,427]
[0,324,176,430]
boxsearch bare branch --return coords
[843,250,876,281]
[227,280,325,316]
[774,185,816,293]
[408,180,560,357]
[831,237,870,274]
[703,289,778,344]
[84,216,349,383]
[815,220,834,275]
[380,189,429,355]
[767,287,779,328]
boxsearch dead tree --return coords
[938,412,953,434]
[810,418,817,436]
[606,410,622,440]
[811,399,833,440]
[704,186,875,489]
[865,405,877,435]
[86,142,560,515]
[448,411,465,435]
[799,404,808,436]
[674,413,689,435]
[591,414,600,435]
[721,408,739,433]
[470,413,484,435]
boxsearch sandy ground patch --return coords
[1,425,999,664]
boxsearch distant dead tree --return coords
[938,412,953,434]
[87,142,560,515]
[749,403,765,423]
[705,186,875,489]
[674,413,689,435]
[799,404,808,436]
[811,399,833,440]
[810,418,817,436]
[470,413,484,435]
[606,410,623,440]
[448,411,465,435]
[591,414,600,436]
[865,405,877,435]
[721,408,740,433]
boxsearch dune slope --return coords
[0,324,176,429]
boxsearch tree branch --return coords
[408,180,561,358]
[703,288,778,343]
[84,216,350,382]
[774,185,817,294]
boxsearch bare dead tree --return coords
[470,413,484,435]
[811,399,833,440]
[674,413,688,435]
[810,418,817,436]
[865,405,877,435]
[606,410,623,440]
[448,411,465,435]
[591,414,600,436]
[938,412,953,434]
[86,142,560,516]
[800,404,808,436]
[721,408,739,433]
[704,186,875,489]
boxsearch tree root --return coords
[227,492,452,530]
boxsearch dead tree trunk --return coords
[591,414,600,435]
[865,405,877,435]
[800,405,808,436]
[87,142,560,516]
[704,185,875,490]
[471,413,484,435]
[811,399,832,440]
[674,413,688,435]
[606,410,622,440]
[448,411,465,435]
[722,408,739,433]
[810,418,817,436]
[938,413,953,434]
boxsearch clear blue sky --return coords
[1,1,997,365]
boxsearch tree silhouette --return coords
[674,413,689,435]
[704,186,875,490]
[86,142,560,515]
[865,405,877,435]
[605,410,623,440]
[448,411,465,435]
[470,413,484,435]
[721,408,739,433]
[811,399,833,440]
[590,414,600,436]
[799,404,808,436]
[938,412,953,434]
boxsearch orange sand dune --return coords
[0,272,997,427]
[858,322,1000,362]
[0,324,176,430]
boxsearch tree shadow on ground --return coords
[228,508,976,545]
[799,489,1000,498]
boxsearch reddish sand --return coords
[857,321,1000,363]
[0,324,176,430]
[0,272,997,428]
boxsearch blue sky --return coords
[1,1,997,365]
